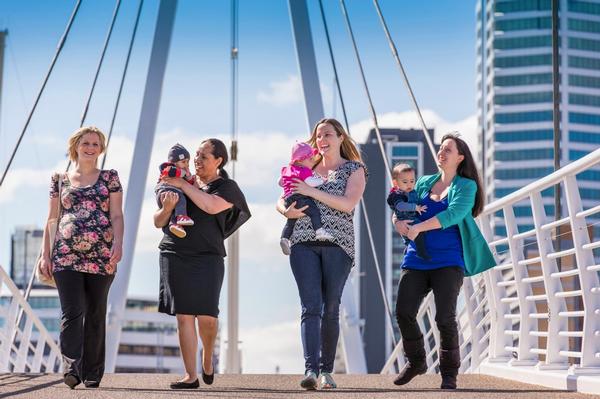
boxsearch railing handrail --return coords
[482,147,600,214]
[380,146,600,393]
[0,265,61,371]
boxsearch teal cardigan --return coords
[414,173,496,277]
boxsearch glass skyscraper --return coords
[476,0,600,238]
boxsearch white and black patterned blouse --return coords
[289,160,367,263]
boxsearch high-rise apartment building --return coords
[10,226,44,289]
[476,0,600,238]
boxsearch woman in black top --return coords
[154,138,250,389]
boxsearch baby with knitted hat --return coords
[155,143,195,238]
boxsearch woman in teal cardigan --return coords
[393,133,495,390]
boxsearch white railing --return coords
[0,266,61,373]
[382,148,600,394]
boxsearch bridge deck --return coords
[0,373,598,398]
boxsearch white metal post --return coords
[105,0,178,372]
[504,206,538,365]
[225,0,241,374]
[462,276,483,370]
[225,231,241,373]
[478,213,512,362]
[564,175,600,370]
[530,191,569,369]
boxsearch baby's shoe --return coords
[280,238,291,255]
[315,228,334,241]
[176,215,194,226]
[169,224,187,238]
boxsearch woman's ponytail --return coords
[202,138,230,180]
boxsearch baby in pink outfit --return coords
[278,142,334,255]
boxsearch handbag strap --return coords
[56,172,63,217]
[50,172,64,244]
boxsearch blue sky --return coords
[0,0,477,373]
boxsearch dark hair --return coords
[201,138,229,179]
[392,163,415,179]
[441,133,484,217]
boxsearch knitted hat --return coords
[168,143,190,163]
[291,142,318,163]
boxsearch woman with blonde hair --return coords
[277,118,367,390]
[39,126,124,389]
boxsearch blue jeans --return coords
[289,243,352,374]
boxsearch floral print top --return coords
[49,169,122,275]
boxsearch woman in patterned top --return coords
[277,118,367,390]
[39,126,123,390]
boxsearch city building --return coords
[476,0,600,239]
[357,128,439,373]
[10,226,43,289]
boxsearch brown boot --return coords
[393,336,427,385]
[439,348,460,389]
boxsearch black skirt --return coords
[158,252,225,317]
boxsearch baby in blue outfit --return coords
[387,163,430,260]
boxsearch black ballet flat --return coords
[202,367,214,385]
[84,380,100,388]
[170,379,199,389]
[64,374,81,389]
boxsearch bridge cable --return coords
[338,0,394,182]
[318,0,398,350]
[0,0,82,188]
[67,0,122,171]
[102,0,145,169]
[371,0,437,160]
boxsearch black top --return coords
[158,178,251,257]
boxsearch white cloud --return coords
[0,161,67,204]
[257,75,303,106]
[257,75,332,109]
[435,113,478,154]
[235,131,293,188]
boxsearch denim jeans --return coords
[289,243,352,374]
[395,266,464,349]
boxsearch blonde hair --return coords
[67,126,106,163]
[308,118,363,163]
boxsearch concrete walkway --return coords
[0,373,598,398]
